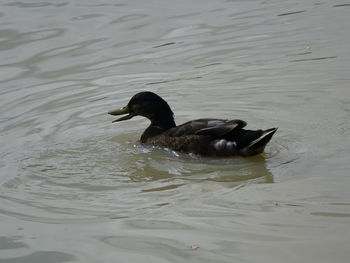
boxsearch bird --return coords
[108,91,277,157]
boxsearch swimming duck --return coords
[108,91,277,156]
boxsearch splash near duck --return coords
[108,91,277,157]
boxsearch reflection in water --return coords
[0,130,275,225]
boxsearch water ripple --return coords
[1,1,350,261]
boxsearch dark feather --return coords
[166,119,246,137]
[109,92,277,156]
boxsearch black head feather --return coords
[128,91,176,129]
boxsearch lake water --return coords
[1,0,350,262]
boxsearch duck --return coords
[108,91,277,157]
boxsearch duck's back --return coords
[166,119,247,137]
[142,118,276,156]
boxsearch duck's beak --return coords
[108,106,134,122]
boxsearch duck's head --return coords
[108,91,175,128]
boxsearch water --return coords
[1,0,350,262]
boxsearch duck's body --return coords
[109,92,277,157]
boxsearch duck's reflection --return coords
[124,146,274,188]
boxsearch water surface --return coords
[1,0,350,262]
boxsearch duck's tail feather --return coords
[238,128,277,156]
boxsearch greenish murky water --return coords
[1,0,350,262]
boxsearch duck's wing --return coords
[166,119,247,137]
